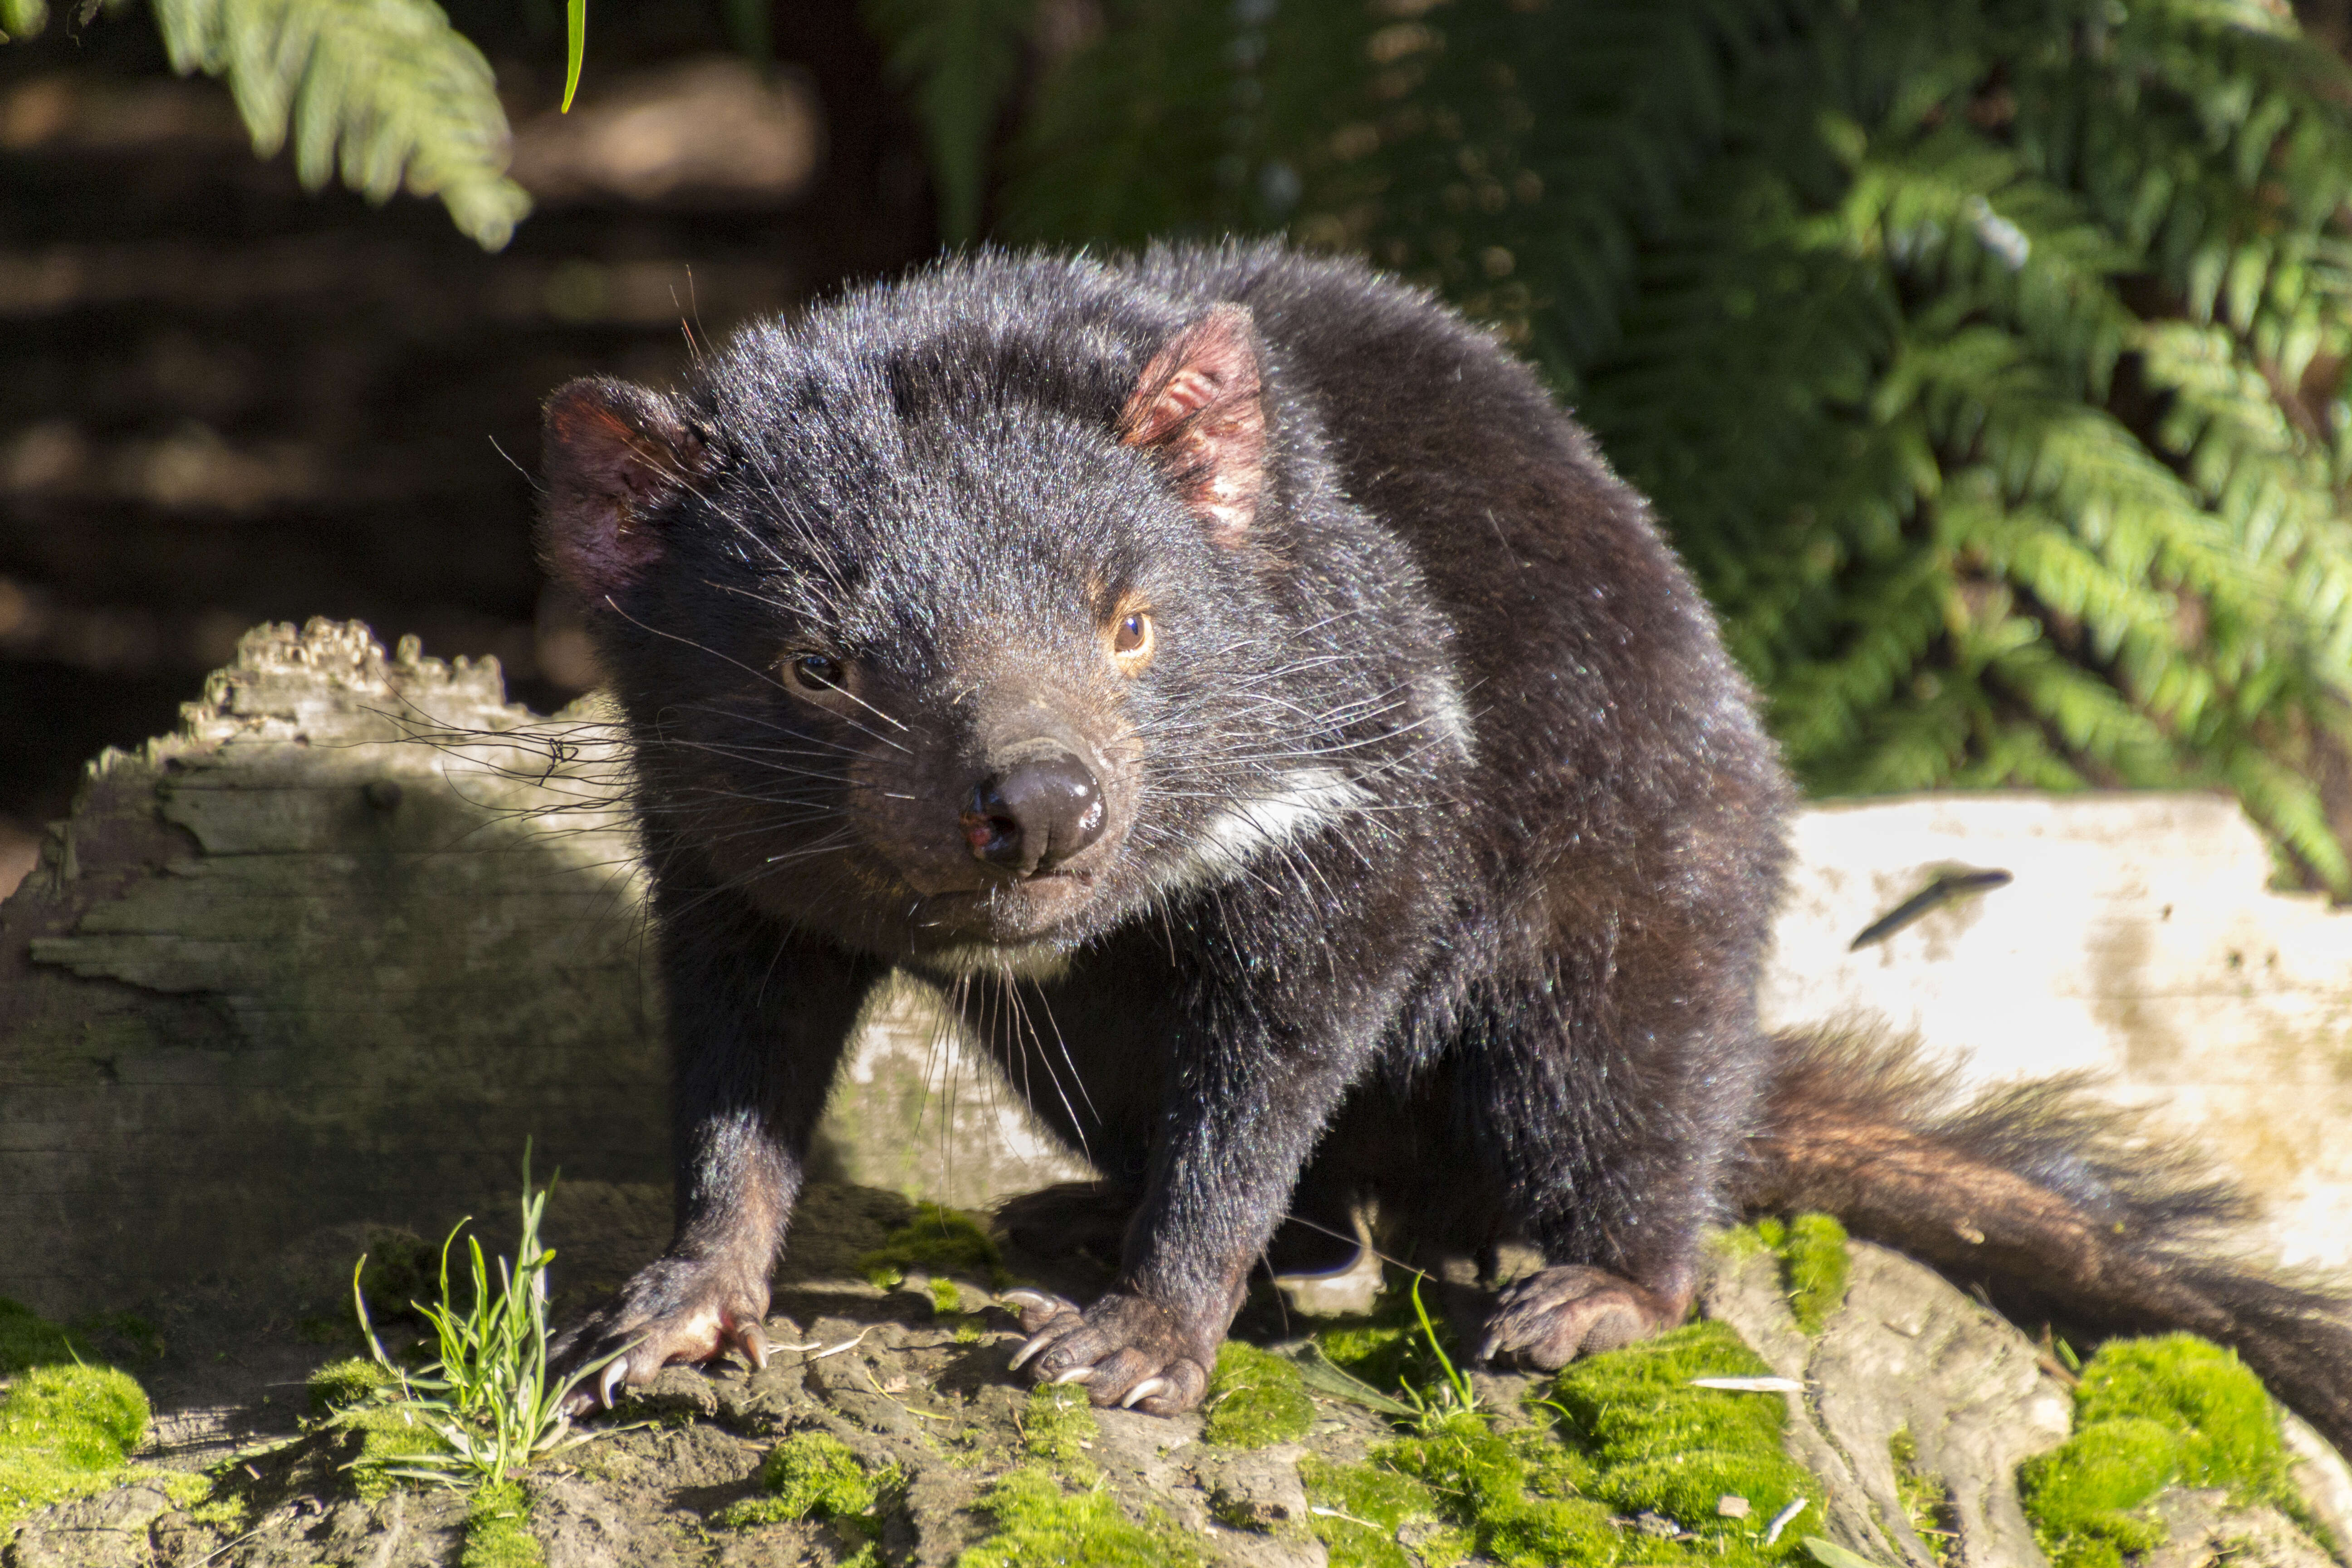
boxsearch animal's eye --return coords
[789,653,843,692]
[1108,608,1155,671]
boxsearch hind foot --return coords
[1475,1265,1684,1369]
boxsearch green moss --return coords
[1203,1343,1315,1448]
[147,1468,214,1512]
[718,1430,893,1531]
[1313,1289,1464,1405]
[2072,1336,2288,1497]
[0,1364,151,1526]
[956,1465,1205,1567]
[2019,1333,2307,1568]
[857,1202,1006,1289]
[0,1298,84,1375]
[930,1277,967,1315]
[357,1229,437,1323]
[308,1357,394,1414]
[1299,1453,1445,1568]
[1020,1382,1100,1474]
[1377,1412,1620,1568]
[189,1487,249,1532]
[1889,1428,1957,1568]
[1777,1215,1851,1333]
[462,1479,544,1568]
[1547,1321,1823,1563]
[1738,1215,1851,1334]
[2019,1417,2178,1568]
[336,1400,454,1499]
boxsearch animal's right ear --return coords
[1117,305,1265,547]
[538,377,711,601]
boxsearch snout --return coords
[961,740,1107,875]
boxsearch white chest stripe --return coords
[1164,767,1373,893]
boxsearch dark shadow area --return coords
[0,0,934,844]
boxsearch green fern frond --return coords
[152,0,529,250]
[1007,0,2352,889]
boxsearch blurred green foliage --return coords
[961,0,2352,883]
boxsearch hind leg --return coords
[1457,941,1769,1368]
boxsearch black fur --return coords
[536,243,2352,1450]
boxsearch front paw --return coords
[1475,1265,1681,1369]
[1000,1288,1213,1415]
[551,1255,769,1414]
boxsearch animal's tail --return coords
[1735,1030,2352,1459]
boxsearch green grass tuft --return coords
[461,1479,543,1568]
[337,1400,456,1500]
[0,1364,152,1527]
[857,1202,1006,1290]
[1311,1284,1465,1406]
[956,1465,1205,1567]
[1203,1343,1315,1448]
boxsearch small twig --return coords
[804,1328,877,1362]
[190,1524,272,1567]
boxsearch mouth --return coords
[908,872,1099,945]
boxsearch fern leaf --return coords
[152,0,529,250]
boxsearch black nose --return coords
[962,748,1106,873]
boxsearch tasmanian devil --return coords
[537,243,2352,1451]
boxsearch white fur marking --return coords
[1164,766,1372,894]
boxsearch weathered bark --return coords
[0,619,665,1318]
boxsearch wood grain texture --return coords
[0,619,664,1318]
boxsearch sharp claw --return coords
[1051,1365,1096,1385]
[598,1357,628,1409]
[1009,1331,1057,1372]
[732,1319,769,1370]
[1120,1377,1173,1408]
[1000,1287,1058,1311]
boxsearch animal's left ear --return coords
[1117,304,1265,546]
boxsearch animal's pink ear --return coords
[539,377,710,601]
[1117,304,1265,546]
